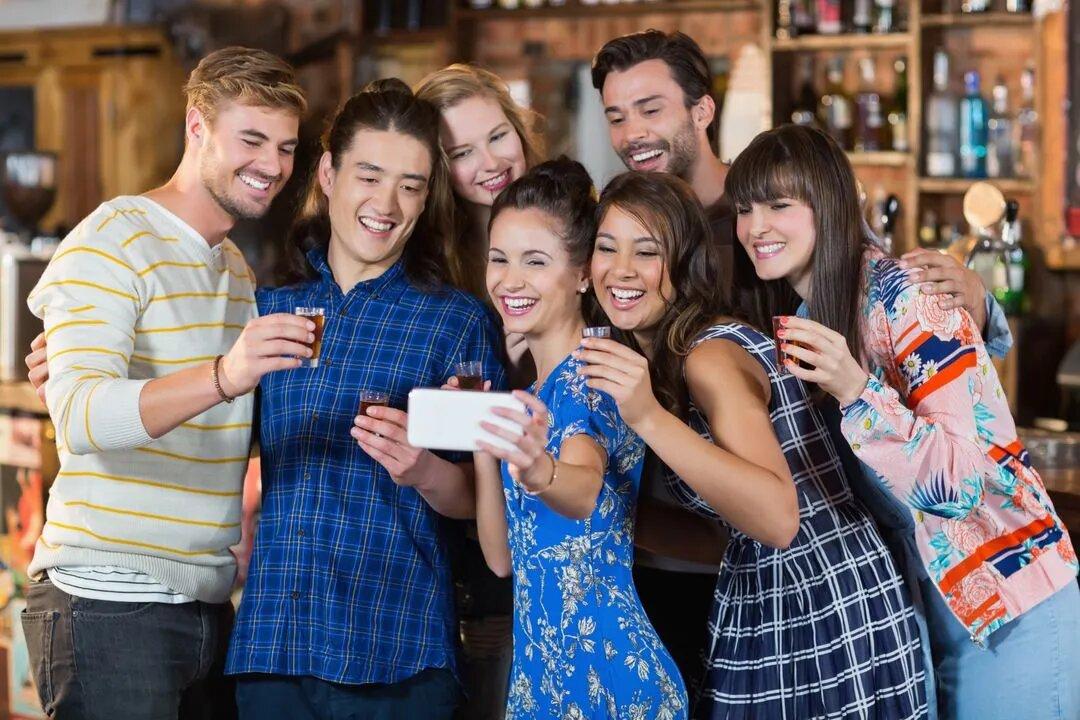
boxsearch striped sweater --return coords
[27,196,256,603]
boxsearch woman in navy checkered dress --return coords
[577,172,927,719]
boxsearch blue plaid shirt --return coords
[226,250,506,685]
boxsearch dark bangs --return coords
[725,138,811,211]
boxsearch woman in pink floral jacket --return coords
[725,124,1079,720]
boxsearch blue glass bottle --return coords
[959,70,988,178]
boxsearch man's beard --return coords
[619,118,699,180]
[200,150,274,222]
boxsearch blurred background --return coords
[0,1,1077,715]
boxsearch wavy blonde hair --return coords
[415,64,546,295]
[184,46,306,122]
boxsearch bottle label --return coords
[927,153,956,176]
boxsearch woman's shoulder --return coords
[863,250,917,316]
[689,318,773,357]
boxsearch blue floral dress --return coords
[501,354,687,720]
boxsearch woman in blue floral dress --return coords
[461,158,687,719]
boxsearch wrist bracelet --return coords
[211,355,235,404]
[523,452,557,497]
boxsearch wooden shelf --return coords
[1044,243,1080,271]
[772,32,911,52]
[921,12,1036,28]
[847,151,912,167]
[366,29,447,46]
[457,0,755,21]
[918,177,1036,194]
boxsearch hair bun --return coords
[361,77,413,97]
[529,156,595,201]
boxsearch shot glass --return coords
[295,307,325,368]
[454,361,484,391]
[582,326,612,340]
[359,390,390,417]
[773,316,800,374]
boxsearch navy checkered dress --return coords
[665,322,928,720]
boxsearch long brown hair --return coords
[725,124,869,362]
[597,172,732,420]
[415,64,546,295]
[278,78,454,290]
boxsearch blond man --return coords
[22,47,308,719]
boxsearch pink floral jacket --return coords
[841,250,1077,641]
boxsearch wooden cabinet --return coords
[0,26,186,233]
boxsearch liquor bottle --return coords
[874,0,896,33]
[793,0,817,34]
[888,56,909,152]
[790,56,819,127]
[1006,0,1029,11]
[986,76,1015,178]
[999,199,1027,314]
[925,48,959,177]
[854,58,884,152]
[852,0,874,33]
[777,0,795,39]
[961,0,990,11]
[966,228,1008,302]
[1015,66,1038,178]
[816,0,842,34]
[880,194,901,254]
[918,209,940,248]
[818,57,853,149]
[959,70,989,178]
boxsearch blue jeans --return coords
[235,669,460,720]
[20,578,235,720]
[927,578,1080,720]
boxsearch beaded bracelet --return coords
[210,354,235,404]
[523,452,558,497]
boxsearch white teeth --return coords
[611,288,644,301]
[631,149,662,163]
[481,171,508,190]
[360,217,393,232]
[757,242,785,254]
[505,297,536,309]
[239,174,270,191]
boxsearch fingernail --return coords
[777,329,786,338]
[779,316,789,326]
[922,283,933,292]
[309,333,315,342]
[307,321,316,331]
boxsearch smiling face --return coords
[487,206,588,337]
[439,94,528,208]
[196,100,299,220]
[734,198,817,296]
[319,128,432,276]
[601,59,702,178]
[591,205,672,336]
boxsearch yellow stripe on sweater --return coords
[30,280,137,303]
[121,230,178,248]
[63,501,241,529]
[84,379,107,452]
[47,521,222,557]
[45,319,107,340]
[52,246,135,273]
[136,447,248,464]
[50,346,128,362]
[181,421,252,431]
[147,292,255,305]
[137,260,204,276]
[96,207,147,231]
[130,353,217,366]
[70,365,119,378]
[68,305,96,314]
[137,322,245,335]
[56,470,242,497]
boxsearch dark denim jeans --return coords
[235,669,460,720]
[20,578,236,720]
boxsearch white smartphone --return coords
[407,388,526,452]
